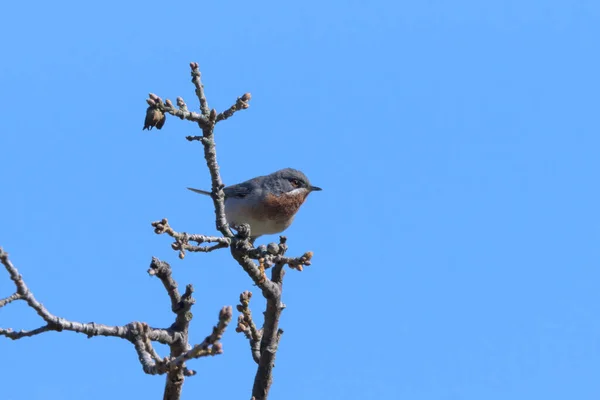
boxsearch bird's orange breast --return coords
[254,191,309,221]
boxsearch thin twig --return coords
[0,292,21,307]
[170,306,232,367]
[146,93,210,129]
[247,237,313,271]
[216,93,251,123]
[132,321,168,375]
[236,291,262,364]
[190,62,210,117]
[132,306,231,376]
[151,218,230,259]
[148,257,181,313]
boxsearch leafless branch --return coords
[246,237,314,271]
[144,93,210,131]
[250,262,286,399]
[125,60,315,399]
[236,291,262,364]
[216,93,252,123]
[151,218,231,259]
[132,306,232,376]
[4,60,319,400]
[144,60,317,397]
[0,248,231,400]
[190,63,210,117]
[171,306,232,367]
[147,257,182,313]
[0,248,176,344]
[0,292,21,307]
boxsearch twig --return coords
[132,306,232,376]
[152,218,230,259]
[250,262,285,400]
[144,93,211,130]
[190,62,210,117]
[247,237,313,271]
[0,248,176,344]
[236,291,262,364]
[199,122,233,237]
[148,257,181,312]
[132,321,169,375]
[152,257,195,400]
[0,292,21,307]
[170,306,232,367]
[216,93,251,123]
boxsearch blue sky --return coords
[1,1,599,399]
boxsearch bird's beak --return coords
[309,185,322,192]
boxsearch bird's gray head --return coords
[266,168,322,195]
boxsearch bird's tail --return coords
[187,187,211,196]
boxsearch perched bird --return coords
[188,168,322,239]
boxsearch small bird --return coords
[188,168,322,239]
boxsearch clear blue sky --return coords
[1,1,599,399]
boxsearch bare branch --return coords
[148,210,310,400]
[200,134,233,237]
[188,62,235,238]
[216,93,252,123]
[147,257,182,313]
[236,291,261,364]
[151,218,230,259]
[0,248,177,344]
[132,305,232,377]
[189,62,210,116]
[4,60,322,400]
[251,263,285,400]
[159,263,193,399]
[171,306,232,367]
[247,237,314,271]
[1,324,54,339]
[0,292,21,308]
[144,61,317,399]
[132,321,169,375]
[0,246,232,400]
[161,303,231,400]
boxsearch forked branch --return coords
[0,248,231,400]
[145,62,316,400]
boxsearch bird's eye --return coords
[290,179,301,188]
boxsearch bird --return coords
[188,168,322,239]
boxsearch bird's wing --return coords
[223,183,253,199]
[187,184,254,199]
